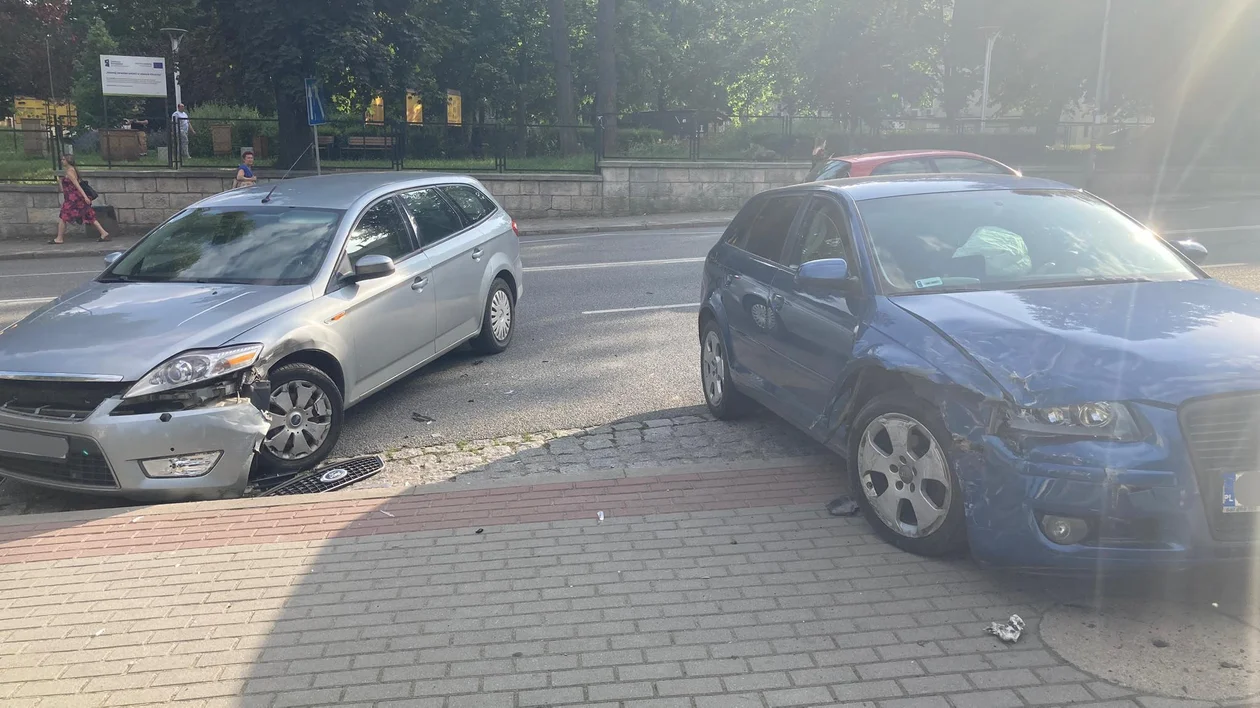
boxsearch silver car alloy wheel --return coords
[701,330,725,406]
[490,290,512,342]
[857,413,953,538]
[265,380,334,461]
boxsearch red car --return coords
[808,149,1018,181]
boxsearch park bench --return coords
[344,135,395,157]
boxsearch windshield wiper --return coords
[1016,276,1155,290]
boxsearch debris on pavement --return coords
[827,495,862,516]
[984,614,1026,643]
[475,528,484,534]
[597,510,604,522]
[411,413,435,424]
[257,456,385,497]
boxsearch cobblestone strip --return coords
[0,503,1167,708]
[0,464,844,565]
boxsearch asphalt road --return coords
[2,196,1260,458]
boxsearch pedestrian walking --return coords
[49,155,109,245]
[171,103,194,161]
[234,149,257,189]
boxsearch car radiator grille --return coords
[0,380,127,421]
[0,437,117,488]
[1179,393,1260,541]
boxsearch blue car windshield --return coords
[102,206,344,286]
[856,189,1200,294]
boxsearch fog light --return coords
[1040,514,1090,545]
[140,451,222,478]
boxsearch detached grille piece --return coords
[259,456,384,497]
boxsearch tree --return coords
[595,0,617,153]
[70,18,119,128]
[548,0,579,152]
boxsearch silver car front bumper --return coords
[0,398,269,501]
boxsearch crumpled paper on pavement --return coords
[984,614,1026,643]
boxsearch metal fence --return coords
[1,113,1159,183]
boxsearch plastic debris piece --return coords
[984,614,1025,643]
[475,528,484,534]
[827,496,861,517]
[411,413,434,423]
[378,510,395,518]
[597,511,605,522]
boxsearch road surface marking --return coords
[522,230,723,245]
[583,302,701,315]
[525,257,706,272]
[0,270,98,279]
[1163,224,1260,235]
[0,297,55,306]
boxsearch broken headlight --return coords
[125,344,263,398]
[112,375,243,415]
[1004,402,1142,441]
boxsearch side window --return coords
[792,197,850,266]
[441,184,497,224]
[399,188,464,247]
[933,157,1011,175]
[816,161,851,181]
[871,158,934,176]
[735,195,804,264]
[346,199,413,263]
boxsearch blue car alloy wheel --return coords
[849,392,968,556]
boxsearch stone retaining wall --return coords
[1,162,1257,239]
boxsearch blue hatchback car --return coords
[698,174,1260,569]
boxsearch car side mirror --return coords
[103,252,122,266]
[351,254,396,281]
[796,258,853,290]
[1174,239,1208,265]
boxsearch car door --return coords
[398,186,483,353]
[765,195,862,429]
[715,193,806,398]
[332,196,435,392]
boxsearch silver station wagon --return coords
[0,172,523,499]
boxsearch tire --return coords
[258,363,344,474]
[848,391,967,557]
[472,277,515,354]
[700,319,751,420]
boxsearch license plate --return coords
[0,428,68,460]
[1223,472,1260,513]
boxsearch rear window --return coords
[441,184,498,224]
[934,157,1011,175]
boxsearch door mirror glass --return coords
[1174,239,1209,265]
[797,258,851,289]
[103,251,123,266]
[352,254,396,281]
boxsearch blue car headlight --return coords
[1004,402,1142,441]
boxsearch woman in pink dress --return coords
[50,154,109,245]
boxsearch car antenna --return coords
[261,142,315,204]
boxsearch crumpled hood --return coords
[0,281,311,381]
[891,279,1260,407]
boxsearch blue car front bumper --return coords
[961,405,1259,571]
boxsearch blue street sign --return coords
[305,78,326,126]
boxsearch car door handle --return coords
[411,275,429,292]
[471,248,484,261]
[725,273,739,286]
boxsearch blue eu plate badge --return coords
[1222,472,1260,513]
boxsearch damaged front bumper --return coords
[964,403,1260,571]
[0,385,270,501]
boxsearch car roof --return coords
[194,171,477,211]
[793,174,1078,202]
[830,149,1001,165]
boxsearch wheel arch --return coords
[270,349,346,395]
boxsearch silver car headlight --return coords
[125,344,263,399]
[1005,402,1141,441]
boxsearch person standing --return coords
[171,103,194,161]
[49,155,109,245]
[234,149,257,189]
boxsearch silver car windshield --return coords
[856,189,1200,295]
[102,206,345,286]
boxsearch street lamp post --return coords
[160,28,188,108]
[980,27,1001,133]
[1088,0,1113,186]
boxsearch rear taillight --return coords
[511,220,520,237]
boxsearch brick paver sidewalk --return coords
[0,461,1224,707]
